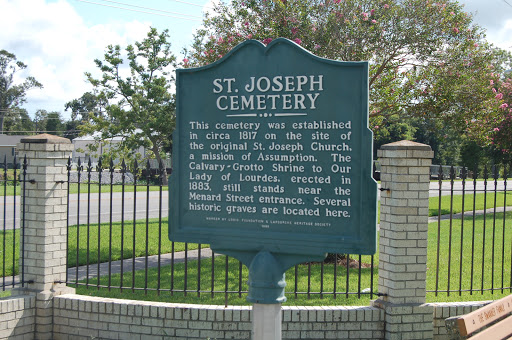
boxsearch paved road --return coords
[0,191,169,230]
[375,180,510,199]
[428,179,510,197]
[67,191,169,225]
[0,180,510,230]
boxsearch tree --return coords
[462,72,512,163]
[65,91,106,121]
[0,50,42,133]
[185,0,512,136]
[31,109,65,136]
[411,117,462,165]
[45,112,65,136]
[78,28,176,173]
[64,92,106,140]
[459,139,483,169]
[2,107,34,134]
[373,114,416,157]
[33,109,48,134]
[487,75,512,160]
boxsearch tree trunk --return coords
[0,113,4,134]
[151,143,169,185]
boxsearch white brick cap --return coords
[379,140,432,152]
[20,133,71,144]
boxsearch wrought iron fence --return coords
[64,157,377,303]
[0,156,27,291]
[428,164,512,297]
[54,158,512,301]
[2,155,511,302]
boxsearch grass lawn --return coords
[426,210,512,303]
[0,229,19,279]
[75,211,512,306]
[70,183,164,194]
[75,253,378,306]
[0,218,198,276]
[429,192,512,217]
[67,218,200,268]
[0,183,165,196]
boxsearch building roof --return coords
[0,135,26,146]
[73,130,142,142]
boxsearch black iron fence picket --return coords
[0,155,29,291]
[428,163,512,297]
[64,157,377,302]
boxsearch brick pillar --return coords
[15,134,75,339]
[372,140,434,340]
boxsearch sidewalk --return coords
[427,206,512,223]
[66,247,218,281]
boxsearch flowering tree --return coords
[185,0,511,134]
[487,76,512,156]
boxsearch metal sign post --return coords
[169,38,377,338]
[252,303,282,339]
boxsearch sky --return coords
[1,0,511,120]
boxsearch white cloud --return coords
[459,0,512,51]
[493,19,512,52]
[0,0,154,119]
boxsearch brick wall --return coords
[429,301,490,340]
[52,294,384,340]
[0,295,35,339]
[0,293,494,340]
[282,306,384,339]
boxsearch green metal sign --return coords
[169,39,377,303]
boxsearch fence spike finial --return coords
[133,159,138,178]
[97,157,103,172]
[158,159,164,180]
[87,157,93,173]
[493,164,499,180]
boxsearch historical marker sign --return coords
[169,38,377,257]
